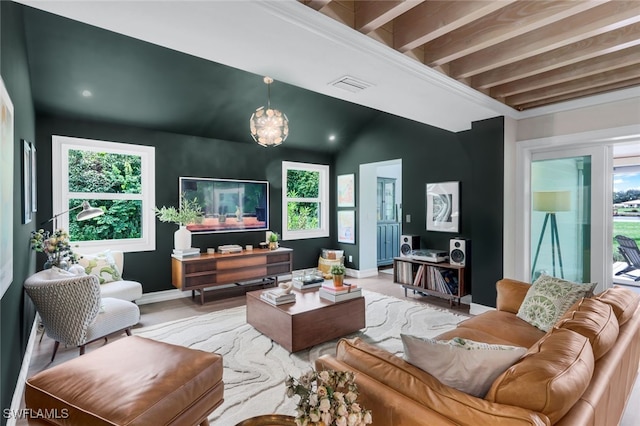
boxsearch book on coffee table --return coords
[261,289,296,305]
[319,286,362,302]
[320,282,358,294]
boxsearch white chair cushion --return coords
[100,280,143,302]
[86,298,140,342]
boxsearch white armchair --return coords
[24,269,140,361]
[76,250,143,302]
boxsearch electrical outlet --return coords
[348,255,353,262]
[406,214,411,223]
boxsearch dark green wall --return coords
[1,3,37,424]
[35,115,335,292]
[335,113,504,307]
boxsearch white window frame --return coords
[52,135,156,253]
[282,161,329,240]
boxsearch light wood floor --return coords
[20,272,639,426]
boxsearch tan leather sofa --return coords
[316,280,640,426]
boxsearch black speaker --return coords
[400,235,420,257]
[450,238,469,266]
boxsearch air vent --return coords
[330,76,373,93]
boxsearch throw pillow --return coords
[516,274,596,332]
[78,250,122,284]
[401,334,527,398]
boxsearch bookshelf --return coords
[393,257,467,306]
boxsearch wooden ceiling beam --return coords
[355,1,424,34]
[472,21,640,89]
[492,45,640,98]
[513,76,640,110]
[423,0,607,67]
[506,64,640,106]
[393,0,516,53]
[299,0,333,12]
[315,0,354,27]
[450,1,640,79]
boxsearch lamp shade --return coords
[533,191,571,212]
[76,201,104,221]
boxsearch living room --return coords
[2,1,640,425]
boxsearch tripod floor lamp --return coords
[531,191,571,281]
[41,201,104,229]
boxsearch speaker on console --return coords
[400,235,420,257]
[449,238,469,266]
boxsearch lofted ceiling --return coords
[300,0,640,111]
[13,0,640,151]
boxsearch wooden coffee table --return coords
[246,288,365,352]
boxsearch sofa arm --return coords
[496,279,531,313]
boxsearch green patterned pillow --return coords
[517,274,596,332]
[78,250,122,284]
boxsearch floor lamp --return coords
[40,200,104,229]
[531,191,571,280]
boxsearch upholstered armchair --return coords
[24,269,140,361]
[76,250,143,302]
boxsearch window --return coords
[282,161,329,240]
[52,135,155,252]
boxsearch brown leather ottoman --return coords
[25,336,224,425]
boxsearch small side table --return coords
[235,414,296,426]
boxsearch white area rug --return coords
[135,290,467,426]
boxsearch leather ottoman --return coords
[25,336,224,425]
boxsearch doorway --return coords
[359,159,402,277]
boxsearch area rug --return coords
[134,290,468,425]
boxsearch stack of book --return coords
[171,247,200,259]
[260,289,296,305]
[319,281,362,302]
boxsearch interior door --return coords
[528,146,611,292]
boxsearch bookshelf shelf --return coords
[392,257,467,307]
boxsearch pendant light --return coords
[249,76,289,147]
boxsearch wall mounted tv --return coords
[180,177,269,234]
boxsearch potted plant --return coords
[155,193,204,250]
[330,264,346,287]
[268,232,279,250]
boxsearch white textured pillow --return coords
[517,274,596,332]
[78,250,122,284]
[401,334,527,398]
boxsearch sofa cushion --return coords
[555,298,619,360]
[456,310,546,348]
[78,250,122,284]
[402,334,526,397]
[595,286,640,326]
[486,328,594,424]
[516,274,596,332]
[435,327,524,346]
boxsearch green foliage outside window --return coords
[67,149,143,241]
[286,168,320,231]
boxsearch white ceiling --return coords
[15,0,640,133]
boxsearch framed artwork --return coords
[31,142,37,213]
[22,140,32,224]
[337,173,355,207]
[426,181,459,233]
[1,77,14,299]
[337,209,355,244]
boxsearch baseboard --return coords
[8,315,40,426]
[346,268,379,278]
[469,302,495,316]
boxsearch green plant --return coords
[155,193,204,226]
[268,232,279,242]
[330,264,345,275]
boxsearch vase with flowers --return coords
[285,369,372,426]
[30,228,79,270]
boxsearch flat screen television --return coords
[180,177,269,234]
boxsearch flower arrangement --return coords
[285,369,372,426]
[30,228,79,269]
[155,193,204,226]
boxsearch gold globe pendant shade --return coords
[250,77,289,147]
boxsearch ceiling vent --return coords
[330,76,373,93]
